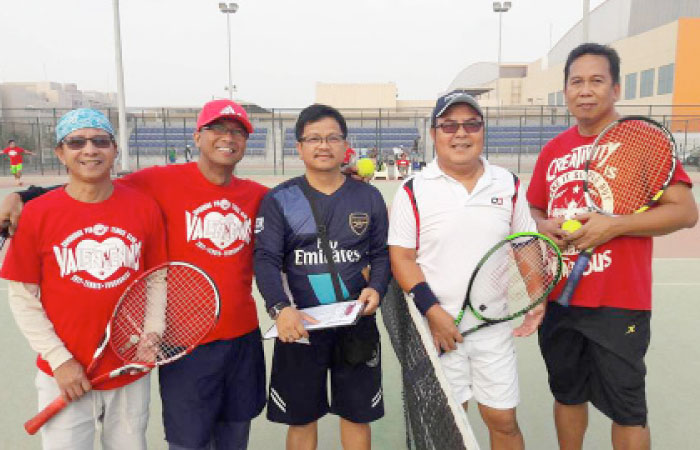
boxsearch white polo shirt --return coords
[388,157,536,337]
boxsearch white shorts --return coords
[35,370,150,450]
[439,325,519,409]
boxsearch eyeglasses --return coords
[298,134,346,146]
[61,136,114,150]
[201,123,248,138]
[435,120,484,134]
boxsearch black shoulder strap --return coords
[299,179,345,302]
[511,172,520,221]
[403,177,420,250]
[511,172,520,208]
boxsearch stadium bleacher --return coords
[126,123,568,158]
[282,126,420,155]
[128,126,268,156]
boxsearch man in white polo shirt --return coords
[388,90,541,450]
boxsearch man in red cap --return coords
[2,99,268,450]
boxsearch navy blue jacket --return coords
[254,176,390,310]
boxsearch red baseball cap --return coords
[196,99,254,134]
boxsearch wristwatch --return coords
[268,302,291,320]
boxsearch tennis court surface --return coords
[1,173,699,449]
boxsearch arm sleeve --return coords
[387,182,417,249]
[17,185,61,204]
[8,282,73,370]
[367,189,391,298]
[253,193,292,310]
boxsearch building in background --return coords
[0,82,116,119]
[446,0,700,130]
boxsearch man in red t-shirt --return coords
[527,44,697,449]
[1,108,168,449]
[1,100,269,449]
[2,139,35,186]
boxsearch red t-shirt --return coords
[3,146,26,165]
[0,185,167,389]
[527,126,691,310]
[343,147,356,165]
[396,159,410,168]
[119,162,269,343]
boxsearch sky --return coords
[0,0,606,109]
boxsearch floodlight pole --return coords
[219,3,239,100]
[493,1,512,110]
[582,0,590,43]
[113,0,129,172]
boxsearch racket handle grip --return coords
[24,395,69,435]
[557,251,591,307]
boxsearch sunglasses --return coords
[201,123,249,138]
[61,136,114,150]
[436,120,484,134]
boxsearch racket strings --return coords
[473,237,559,321]
[589,120,674,214]
[110,264,218,365]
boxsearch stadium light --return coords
[219,3,239,100]
[493,1,512,109]
[112,0,129,172]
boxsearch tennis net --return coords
[381,279,480,450]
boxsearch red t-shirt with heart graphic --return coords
[1,185,167,389]
[119,163,269,344]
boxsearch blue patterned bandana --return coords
[56,108,115,143]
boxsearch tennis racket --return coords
[557,116,677,306]
[24,261,220,435]
[454,232,562,336]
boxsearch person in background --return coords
[2,139,35,186]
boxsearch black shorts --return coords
[267,316,384,426]
[539,302,651,426]
[159,329,266,448]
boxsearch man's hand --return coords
[0,192,23,236]
[135,332,162,363]
[534,215,568,248]
[276,306,318,343]
[567,212,620,250]
[53,358,91,402]
[425,305,463,353]
[341,165,372,183]
[513,303,545,337]
[357,287,380,315]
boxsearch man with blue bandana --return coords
[1,108,168,450]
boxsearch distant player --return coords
[2,139,35,186]
[396,153,410,179]
[1,108,167,449]
[341,144,357,169]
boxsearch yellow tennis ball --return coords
[562,219,582,233]
[356,158,376,178]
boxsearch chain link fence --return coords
[2,104,699,177]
